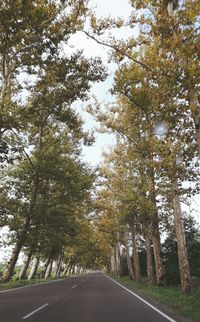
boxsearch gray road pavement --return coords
[0,273,179,322]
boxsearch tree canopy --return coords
[0,0,199,296]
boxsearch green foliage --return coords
[0,0,108,283]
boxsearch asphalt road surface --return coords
[0,273,180,322]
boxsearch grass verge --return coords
[110,275,200,322]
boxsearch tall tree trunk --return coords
[28,257,40,280]
[0,56,12,108]
[124,230,134,279]
[167,0,174,15]
[190,98,200,156]
[110,248,117,275]
[71,266,75,275]
[173,178,191,293]
[115,241,121,277]
[54,255,62,277]
[18,248,34,280]
[2,173,40,283]
[144,103,166,287]
[76,266,81,275]
[152,218,166,286]
[63,259,71,276]
[144,226,155,286]
[148,167,166,286]
[45,259,53,279]
[67,264,72,276]
[2,217,30,283]
[131,224,141,282]
[40,257,51,278]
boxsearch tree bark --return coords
[124,230,134,279]
[63,259,71,276]
[71,266,75,275]
[167,1,174,15]
[2,173,40,283]
[28,257,40,280]
[2,217,30,283]
[54,255,62,277]
[115,241,121,277]
[0,54,12,108]
[152,217,166,286]
[148,167,166,286]
[191,106,200,156]
[131,225,141,282]
[144,226,155,286]
[18,248,34,280]
[110,248,117,275]
[45,259,53,279]
[40,257,51,278]
[144,101,166,287]
[173,178,191,293]
[67,264,72,275]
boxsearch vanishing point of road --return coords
[0,273,181,322]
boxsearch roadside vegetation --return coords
[0,275,68,291]
[112,275,200,322]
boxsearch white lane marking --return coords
[22,303,48,320]
[104,275,176,322]
[72,285,77,288]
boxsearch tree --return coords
[0,0,86,158]
[0,0,107,282]
[163,215,200,285]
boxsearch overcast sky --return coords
[70,0,133,167]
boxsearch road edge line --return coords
[104,274,176,322]
[22,303,48,319]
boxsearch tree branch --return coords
[11,129,34,168]
[80,30,154,73]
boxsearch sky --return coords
[69,0,134,167]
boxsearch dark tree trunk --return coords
[110,248,117,275]
[115,242,121,277]
[144,227,155,286]
[131,225,141,282]
[2,173,40,283]
[2,217,30,283]
[63,259,71,276]
[148,167,166,286]
[124,230,134,279]
[54,255,63,277]
[18,248,34,280]
[45,259,53,279]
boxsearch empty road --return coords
[0,273,180,322]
